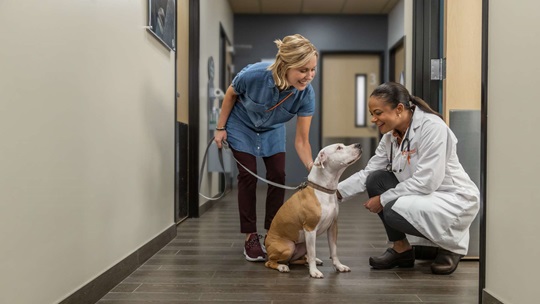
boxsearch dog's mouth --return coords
[346,154,362,165]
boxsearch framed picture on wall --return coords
[148,0,176,51]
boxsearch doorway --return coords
[390,37,405,84]
[321,52,383,180]
[190,0,486,301]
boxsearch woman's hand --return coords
[364,195,383,213]
[214,130,227,149]
[213,86,237,149]
[295,116,313,172]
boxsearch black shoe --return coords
[430,248,463,275]
[369,248,415,269]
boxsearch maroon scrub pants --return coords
[231,149,286,233]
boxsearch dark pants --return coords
[365,170,426,242]
[231,149,286,233]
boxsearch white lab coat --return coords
[338,108,480,255]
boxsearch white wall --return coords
[387,0,411,89]
[403,0,414,91]
[388,0,405,48]
[198,0,234,201]
[0,0,175,303]
[486,0,540,303]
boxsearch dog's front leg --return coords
[328,220,350,273]
[305,230,323,278]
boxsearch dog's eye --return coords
[336,146,343,150]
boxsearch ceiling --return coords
[227,0,399,15]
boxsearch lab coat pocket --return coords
[393,148,417,179]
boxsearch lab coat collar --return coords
[389,107,424,145]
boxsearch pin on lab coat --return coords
[338,108,480,255]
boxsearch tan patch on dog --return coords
[271,187,320,239]
[265,187,321,269]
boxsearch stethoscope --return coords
[386,116,413,173]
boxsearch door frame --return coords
[412,0,443,112]
[479,0,489,302]
[187,0,200,217]
[389,37,405,83]
[415,1,489,302]
[186,2,489,301]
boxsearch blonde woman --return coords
[214,34,318,261]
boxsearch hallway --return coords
[98,188,479,303]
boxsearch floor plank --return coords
[99,187,479,303]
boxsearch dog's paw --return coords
[335,264,351,273]
[277,264,290,273]
[309,268,324,278]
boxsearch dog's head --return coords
[312,143,362,177]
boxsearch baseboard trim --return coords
[482,289,505,304]
[59,224,177,304]
[199,198,219,215]
[199,188,232,215]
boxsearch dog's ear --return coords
[313,151,327,169]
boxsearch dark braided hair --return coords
[370,82,443,119]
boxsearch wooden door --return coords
[321,53,382,179]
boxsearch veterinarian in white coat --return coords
[337,82,479,275]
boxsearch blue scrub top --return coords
[226,62,315,157]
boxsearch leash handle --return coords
[198,138,228,200]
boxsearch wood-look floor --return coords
[98,187,479,303]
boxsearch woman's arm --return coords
[338,136,391,201]
[295,115,314,171]
[214,85,237,148]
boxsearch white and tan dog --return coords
[264,143,362,278]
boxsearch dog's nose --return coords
[354,143,362,151]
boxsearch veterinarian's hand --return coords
[363,196,383,213]
[336,190,343,202]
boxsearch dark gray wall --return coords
[233,15,388,184]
